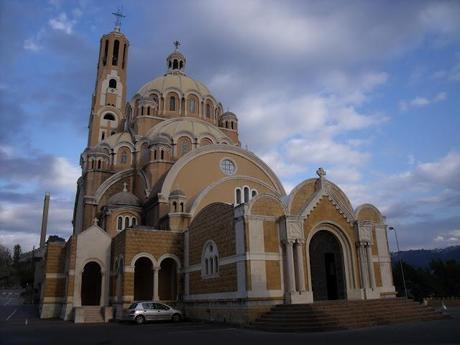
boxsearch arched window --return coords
[206,104,211,118]
[202,241,219,278]
[173,59,178,69]
[109,79,117,88]
[169,96,176,111]
[180,202,184,212]
[103,113,115,121]
[117,217,123,231]
[231,122,234,129]
[112,40,120,66]
[124,216,129,229]
[235,188,242,205]
[122,43,127,69]
[252,190,257,198]
[102,40,109,65]
[91,160,95,169]
[160,150,164,160]
[101,132,105,141]
[97,160,101,169]
[173,201,177,212]
[153,150,157,160]
[141,106,144,115]
[132,217,137,227]
[179,60,183,69]
[147,106,150,115]
[121,152,128,164]
[168,60,172,68]
[178,136,192,156]
[244,187,250,203]
[188,98,196,113]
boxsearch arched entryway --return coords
[309,230,346,301]
[81,261,102,305]
[134,257,153,300]
[159,258,178,301]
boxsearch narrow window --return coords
[179,60,183,69]
[109,79,117,88]
[180,202,184,212]
[173,59,178,69]
[112,40,120,66]
[214,257,218,273]
[236,188,241,205]
[244,187,249,203]
[141,106,144,115]
[124,216,129,229]
[121,152,128,164]
[101,132,105,141]
[97,160,101,169]
[147,106,150,115]
[225,121,228,128]
[117,217,122,230]
[168,60,172,68]
[206,104,211,118]
[252,190,257,198]
[205,259,209,275]
[189,99,196,113]
[169,96,176,111]
[154,150,157,160]
[160,150,164,160]
[102,40,108,65]
[132,217,137,227]
[91,160,95,169]
[173,201,177,212]
[122,43,127,69]
[231,122,234,129]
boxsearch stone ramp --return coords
[251,298,448,332]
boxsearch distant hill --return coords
[391,245,460,268]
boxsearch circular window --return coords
[220,159,236,176]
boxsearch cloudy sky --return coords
[0,0,459,252]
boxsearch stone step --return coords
[252,299,446,332]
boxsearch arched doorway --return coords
[309,230,346,301]
[134,257,154,300]
[81,262,102,305]
[159,258,178,301]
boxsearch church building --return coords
[37,19,395,324]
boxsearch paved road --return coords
[1,295,459,345]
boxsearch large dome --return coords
[135,73,213,100]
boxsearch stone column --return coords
[153,268,159,301]
[357,242,369,290]
[295,240,306,292]
[366,244,376,289]
[284,240,296,293]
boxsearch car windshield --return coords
[128,303,138,309]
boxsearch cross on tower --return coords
[174,40,181,51]
[112,8,126,32]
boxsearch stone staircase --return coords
[81,306,104,323]
[251,298,447,332]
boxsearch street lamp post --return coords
[389,226,408,299]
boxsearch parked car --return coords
[124,301,183,324]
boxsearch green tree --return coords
[13,244,21,266]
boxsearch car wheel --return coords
[172,313,181,322]
[135,315,145,325]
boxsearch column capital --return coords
[296,239,306,245]
[283,239,295,246]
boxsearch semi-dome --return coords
[108,183,141,207]
[220,111,238,120]
[170,189,186,197]
[150,135,171,146]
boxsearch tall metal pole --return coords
[389,226,408,299]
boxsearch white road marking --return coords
[6,309,17,321]
[4,298,11,306]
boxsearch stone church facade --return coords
[38,22,395,324]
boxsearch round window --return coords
[220,159,236,176]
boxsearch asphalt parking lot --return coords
[1,289,459,345]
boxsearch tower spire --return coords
[112,8,125,32]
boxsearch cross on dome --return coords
[316,167,326,178]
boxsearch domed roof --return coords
[108,183,141,207]
[170,189,186,197]
[150,136,171,146]
[136,73,212,99]
[220,111,238,120]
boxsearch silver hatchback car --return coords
[124,301,183,324]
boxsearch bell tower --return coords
[88,10,129,147]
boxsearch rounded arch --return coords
[188,176,282,219]
[94,169,134,203]
[305,222,356,297]
[81,261,102,306]
[355,203,384,224]
[287,178,318,215]
[158,253,182,270]
[247,193,287,217]
[129,252,158,269]
[81,257,106,274]
[160,144,286,200]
